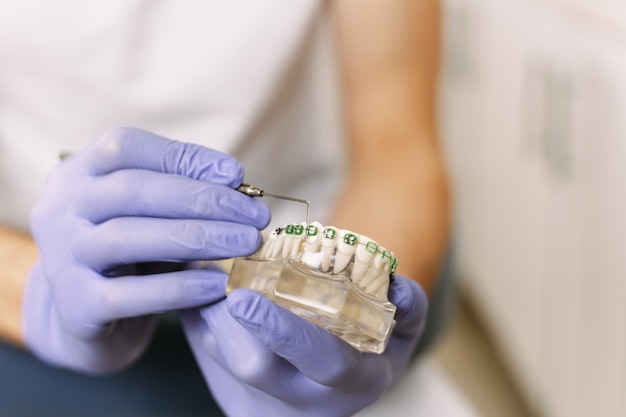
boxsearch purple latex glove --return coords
[23,127,270,375]
[181,274,427,417]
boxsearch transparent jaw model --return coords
[226,221,398,354]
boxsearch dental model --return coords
[226,222,398,354]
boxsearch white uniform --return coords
[0,0,346,231]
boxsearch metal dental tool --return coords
[237,183,311,224]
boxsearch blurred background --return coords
[429,0,626,416]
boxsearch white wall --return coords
[440,0,626,416]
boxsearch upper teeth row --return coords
[253,222,398,299]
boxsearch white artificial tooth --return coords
[380,249,395,278]
[366,271,387,296]
[281,225,295,258]
[270,227,287,259]
[289,222,307,259]
[302,222,323,253]
[333,229,358,274]
[280,223,305,259]
[364,249,396,296]
[320,226,338,272]
[352,238,377,285]
[381,260,392,277]
[365,280,380,297]
[360,252,384,290]
[351,260,370,285]
[258,227,280,258]
[299,222,324,269]
[300,250,322,269]
[257,240,271,258]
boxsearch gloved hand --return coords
[23,127,270,375]
[181,274,427,417]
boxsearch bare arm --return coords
[330,0,450,294]
[0,225,38,346]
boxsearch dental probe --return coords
[237,183,311,224]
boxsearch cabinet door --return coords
[441,0,626,416]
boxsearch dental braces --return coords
[227,221,398,354]
[257,222,397,299]
[275,223,398,273]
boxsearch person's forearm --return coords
[0,224,38,347]
[331,0,447,294]
[329,140,449,295]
